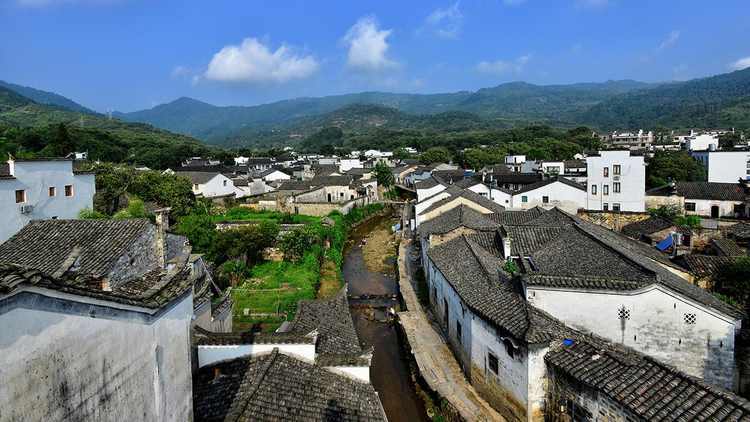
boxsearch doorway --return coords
[711,205,719,218]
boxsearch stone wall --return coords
[576,210,650,232]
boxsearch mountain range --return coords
[2,67,750,149]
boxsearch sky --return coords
[1,0,749,112]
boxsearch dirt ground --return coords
[362,220,398,276]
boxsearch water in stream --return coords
[344,216,429,422]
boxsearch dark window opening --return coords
[542,196,549,204]
[502,338,516,359]
[487,352,499,375]
[685,202,696,211]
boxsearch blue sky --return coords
[1,0,749,112]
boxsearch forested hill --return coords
[116,79,655,143]
[579,67,750,129]
[0,86,211,169]
[0,80,94,114]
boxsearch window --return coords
[456,321,462,343]
[48,186,56,197]
[542,196,549,204]
[685,202,696,211]
[684,313,696,325]
[613,164,621,175]
[603,185,609,195]
[487,352,499,375]
[15,189,26,203]
[222,180,227,186]
[603,167,609,177]
[613,182,621,193]
[603,203,608,211]
[617,306,630,320]
[521,195,528,203]
[613,203,621,212]
[591,185,597,195]
[64,185,73,197]
[193,184,199,190]
[502,338,516,359]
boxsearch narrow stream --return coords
[344,215,429,422]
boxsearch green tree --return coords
[719,132,742,149]
[211,222,280,266]
[713,257,750,308]
[278,225,321,262]
[174,214,217,254]
[420,147,452,164]
[373,161,394,188]
[113,198,147,219]
[646,151,707,189]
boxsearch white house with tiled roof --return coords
[0,158,95,243]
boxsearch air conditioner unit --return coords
[19,204,34,214]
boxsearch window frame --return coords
[612,203,621,212]
[15,189,26,204]
[603,203,609,211]
[603,167,609,177]
[48,186,56,197]
[487,351,499,375]
[64,185,74,197]
[613,164,621,175]
[542,196,549,204]
[685,202,696,212]
[613,182,621,193]
[591,185,597,195]
[603,184,609,196]
[521,195,528,203]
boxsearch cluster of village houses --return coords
[1,128,750,420]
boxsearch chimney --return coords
[502,232,512,258]
[154,207,171,268]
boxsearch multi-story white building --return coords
[691,150,750,183]
[603,130,654,149]
[686,133,720,151]
[586,150,645,212]
[174,171,236,198]
[0,158,95,243]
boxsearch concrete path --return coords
[397,239,505,422]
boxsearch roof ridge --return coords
[224,348,280,422]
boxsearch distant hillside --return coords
[117,80,654,144]
[581,68,750,129]
[0,86,210,169]
[0,80,94,114]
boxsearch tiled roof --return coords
[563,159,586,169]
[414,177,443,189]
[418,186,506,216]
[288,288,366,366]
[193,326,314,346]
[545,339,750,421]
[486,207,546,225]
[650,182,748,201]
[728,222,750,240]
[521,207,577,227]
[193,350,386,422]
[309,175,355,187]
[0,262,193,309]
[0,219,151,277]
[174,171,222,185]
[674,254,738,278]
[621,216,676,238]
[492,173,542,184]
[418,205,499,238]
[513,176,585,195]
[711,238,745,257]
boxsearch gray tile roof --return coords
[193,349,386,422]
[711,238,745,257]
[674,254,738,278]
[0,262,193,309]
[174,171,222,185]
[728,222,750,240]
[513,176,585,195]
[288,288,366,366]
[486,207,546,225]
[414,177,443,189]
[0,219,152,277]
[193,326,315,346]
[309,175,355,187]
[503,226,565,256]
[545,338,750,421]
[650,182,748,201]
[621,216,676,238]
[417,205,499,238]
[418,186,506,216]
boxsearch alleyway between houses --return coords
[398,239,505,422]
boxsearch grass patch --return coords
[318,260,343,299]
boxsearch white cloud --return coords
[424,2,463,39]
[657,30,680,51]
[203,38,319,83]
[171,65,191,78]
[343,16,397,71]
[476,54,531,75]
[729,56,750,71]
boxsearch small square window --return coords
[613,203,621,212]
[64,185,74,197]
[618,306,630,320]
[684,313,696,325]
[613,164,621,175]
[15,189,26,203]
[48,187,56,197]
[685,202,696,211]
[603,203,609,211]
[487,352,499,375]
[542,196,549,204]
[521,195,528,203]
